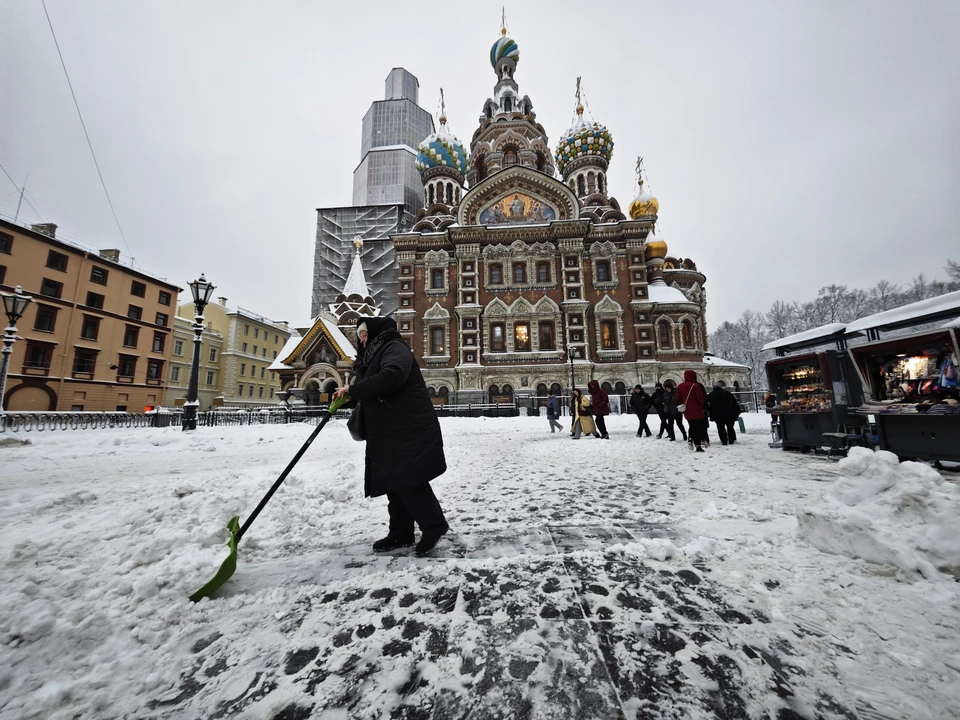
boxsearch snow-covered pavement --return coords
[2,413,959,719]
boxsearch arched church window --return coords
[682,321,694,347]
[504,146,518,166]
[536,151,546,172]
[598,173,605,195]
[503,96,512,113]
[588,172,596,195]
[455,188,460,204]
[577,175,586,197]
[428,185,435,205]
[512,262,527,284]
[658,321,673,349]
[476,156,487,181]
[446,183,453,205]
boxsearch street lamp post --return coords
[568,346,577,394]
[182,273,216,431]
[1,286,33,414]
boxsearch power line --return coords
[40,0,131,257]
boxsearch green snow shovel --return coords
[189,396,349,602]
[737,416,746,434]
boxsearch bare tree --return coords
[765,301,794,339]
[846,288,871,320]
[908,273,930,303]
[868,279,902,311]
[946,259,960,283]
[817,284,850,323]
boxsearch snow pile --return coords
[797,447,960,580]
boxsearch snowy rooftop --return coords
[267,333,304,371]
[702,352,750,368]
[845,290,960,334]
[647,284,691,304]
[761,322,848,352]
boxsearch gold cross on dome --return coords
[575,77,582,106]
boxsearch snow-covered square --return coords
[2,413,959,720]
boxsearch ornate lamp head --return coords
[2,285,33,325]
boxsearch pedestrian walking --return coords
[707,382,741,445]
[570,389,597,439]
[651,382,668,438]
[587,380,610,439]
[333,317,449,556]
[545,390,564,434]
[630,385,653,437]
[677,370,709,452]
[663,380,687,442]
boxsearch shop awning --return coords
[761,323,849,354]
[845,290,960,335]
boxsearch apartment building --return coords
[0,219,180,411]
[163,315,224,410]
[177,297,291,406]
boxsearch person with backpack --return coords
[663,380,687,442]
[676,370,709,452]
[545,390,563,434]
[707,382,741,445]
[587,380,610,439]
[630,385,653,437]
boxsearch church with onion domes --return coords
[387,22,743,404]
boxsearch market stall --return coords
[845,293,960,464]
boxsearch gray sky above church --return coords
[2,1,958,325]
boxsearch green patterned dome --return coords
[554,110,614,177]
[490,35,519,68]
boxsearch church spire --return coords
[342,238,370,298]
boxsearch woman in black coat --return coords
[334,317,449,556]
[629,385,653,437]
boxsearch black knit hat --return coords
[355,316,397,343]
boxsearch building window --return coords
[254,328,259,338]
[46,250,68,272]
[259,386,264,398]
[274,335,279,344]
[123,325,139,347]
[33,305,58,332]
[260,366,265,378]
[0,232,12,253]
[156,312,168,327]
[431,269,444,289]
[512,263,526,284]
[240,363,246,376]
[73,349,97,375]
[80,315,100,340]
[238,384,243,396]
[253,345,258,355]
[682,321,694,347]
[85,291,104,309]
[262,348,267,357]
[488,264,502,285]
[158,290,171,306]
[600,320,618,350]
[514,323,530,352]
[658,322,672,349]
[23,342,52,372]
[209,348,217,362]
[131,281,146,297]
[242,342,248,352]
[205,370,215,385]
[146,359,163,380]
[402,266,411,275]
[152,332,165,353]
[128,305,142,321]
[40,278,63,299]
[250,365,256,377]
[490,323,505,352]
[118,355,137,378]
[0,265,5,284]
[90,266,109,285]
[596,261,611,283]
[539,321,555,350]
[430,327,444,355]
[171,366,181,382]
[174,340,184,356]
[244,325,249,335]
[536,262,550,283]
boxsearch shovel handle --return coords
[237,396,348,542]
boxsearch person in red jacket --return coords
[676,369,709,452]
[587,380,610,439]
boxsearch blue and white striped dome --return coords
[416,121,468,175]
[490,35,519,68]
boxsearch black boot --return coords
[415,523,449,557]
[372,535,415,553]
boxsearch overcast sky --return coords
[2,1,959,326]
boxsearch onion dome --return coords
[554,106,614,177]
[416,115,469,175]
[644,229,668,259]
[628,178,659,218]
[490,34,519,68]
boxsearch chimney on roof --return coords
[31,223,57,238]
[218,296,228,307]
[99,249,121,262]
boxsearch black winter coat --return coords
[664,388,681,417]
[651,387,665,413]
[707,387,740,423]
[630,390,651,416]
[348,336,446,497]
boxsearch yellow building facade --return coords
[163,315,224,410]
[0,219,180,411]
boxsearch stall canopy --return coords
[845,290,960,339]
[761,323,849,356]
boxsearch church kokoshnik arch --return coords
[391,23,739,403]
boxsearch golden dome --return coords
[628,179,659,219]
[645,230,668,259]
